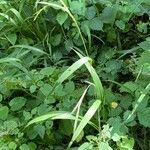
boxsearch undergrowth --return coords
[0,0,150,150]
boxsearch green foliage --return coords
[0,0,150,149]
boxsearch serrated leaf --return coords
[101,6,117,24]
[89,17,103,31]
[85,6,96,20]
[99,142,113,150]
[120,81,138,93]
[40,84,52,96]
[20,144,30,150]
[64,81,75,93]
[115,20,125,30]
[0,106,9,120]
[56,11,68,25]
[9,97,26,111]
[51,34,62,46]
[34,124,45,139]
[40,67,55,76]
[69,1,86,16]
[138,107,150,127]
[123,110,136,124]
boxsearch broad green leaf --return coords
[40,67,55,76]
[69,100,101,147]
[34,124,45,139]
[40,84,52,96]
[85,6,96,20]
[138,107,150,127]
[4,120,18,131]
[101,6,117,24]
[0,106,9,120]
[64,81,75,93]
[69,1,86,16]
[9,97,26,111]
[20,144,30,150]
[115,20,125,30]
[89,17,103,31]
[51,34,62,46]
[120,81,138,93]
[56,11,68,25]
[117,136,134,150]
[30,85,37,93]
[99,142,113,150]
[138,41,150,51]
[8,142,17,150]
[78,142,91,150]
[28,142,37,150]
[123,110,136,124]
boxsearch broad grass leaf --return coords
[9,45,47,55]
[74,51,104,100]
[69,100,101,147]
[26,111,75,127]
[26,111,98,131]
[0,57,20,63]
[8,8,24,23]
[0,13,17,26]
[56,57,91,85]
[38,1,65,11]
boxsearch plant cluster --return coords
[0,0,150,149]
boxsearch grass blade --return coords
[56,57,91,85]
[26,111,98,131]
[72,85,90,132]
[74,50,104,101]
[9,45,48,55]
[125,83,150,122]
[0,57,20,63]
[68,100,101,148]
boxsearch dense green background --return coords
[0,0,150,149]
